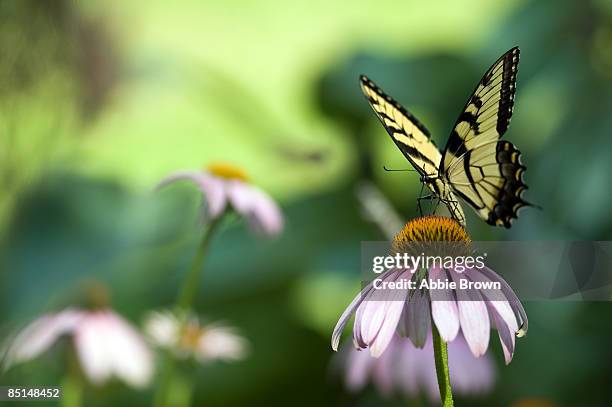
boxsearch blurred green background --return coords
[1,0,612,405]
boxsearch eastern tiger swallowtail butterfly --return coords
[360,47,533,228]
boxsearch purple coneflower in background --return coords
[2,308,153,388]
[342,333,495,401]
[158,162,283,236]
[153,163,272,405]
[332,216,528,364]
[144,311,248,362]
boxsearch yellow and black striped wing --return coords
[360,75,441,179]
[441,47,530,227]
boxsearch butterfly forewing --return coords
[359,76,441,179]
[360,75,467,225]
[442,47,518,170]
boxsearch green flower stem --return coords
[62,344,82,407]
[175,216,222,312]
[432,322,454,407]
[60,374,82,407]
[153,217,222,407]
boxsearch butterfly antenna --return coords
[383,166,417,172]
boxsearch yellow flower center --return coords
[82,279,111,310]
[391,215,471,256]
[207,162,249,182]
[394,216,470,243]
[179,322,204,352]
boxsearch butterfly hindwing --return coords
[442,47,530,227]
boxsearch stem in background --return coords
[61,374,82,407]
[61,344,82,407]
[60,374,83,407]
[175,216,222,312]
[432,322,454,407]
[153,217,223,407]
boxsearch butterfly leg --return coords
[415,181,426,215]
[417,194,435,216]
[438,197,464,223]
[417,185,436,216]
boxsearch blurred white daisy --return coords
[2,308,153,388]
[144,311,248,362]
[158,162,283,236]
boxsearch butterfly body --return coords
[360,47,532,228]
[420,176,467,226]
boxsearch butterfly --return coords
[360,47,533,228]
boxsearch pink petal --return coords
[353,303,367,349]
[340,332,496,400]
[74,311,153,388]
[157,171,227,218]
[344,349,373,391]
[199,174,229,217]
[3,309,83,369]
[401,286,431,348]
[353,270,402,346]
[244,187,284,236]
[332,285,374,351]
[353,270,407,357]
[103,312,154,387]
[429,267,460,342]
[488,305,516,365]
[332,268,400,351]
[74,313,113,385]
[448,333,495,393]
[480,266,528,336]
[465,268,519,336]
[224,180,250,211]
[368,299,405,357]
[395,337,420,396]
[415,338,441,401]
[371,338,396,396]
[357,298,386,347]
[448,269,490,357]
[226,181,283,236]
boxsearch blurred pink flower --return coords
[144,311,248,362]
[158,163,283,236]
[2,309,153,388]
[342,333,495,401]
[332,216,528,364]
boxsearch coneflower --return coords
[332,216,527,363]
[158,162,283,236]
